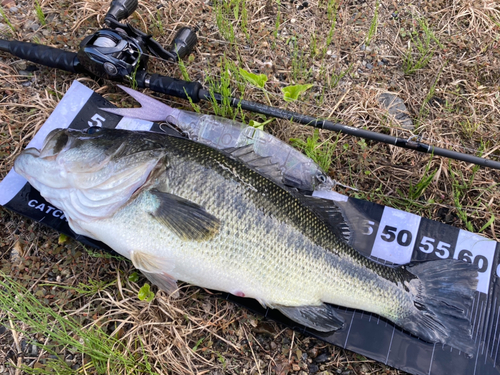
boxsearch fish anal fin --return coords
[149,189,221,241]
[130,250,179,297]
[276,303,345,332]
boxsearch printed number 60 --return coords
[458,249,488,273]
[418,236,451,259]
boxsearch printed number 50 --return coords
[418,236,451,259]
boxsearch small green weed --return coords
[41,278,116,298]
[138,283,155,302]
[459,118,481,140]
[185,87,202,113]
[192,337,205,351]
[249,116,274,130]
[239,68,267,88]
[281,83,313,102]
[310,32,318,58]
[129,271,140,282]
[214,0,236,43]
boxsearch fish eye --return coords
[87,126,102,135]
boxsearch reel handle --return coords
[105,0,138,23]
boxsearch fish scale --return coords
[14,127,478,354]
[115,135,413,313]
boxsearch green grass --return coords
[154,9,164,36]
[34,0,46,26]
[273,0,281,49]
[0,274,159,375]
[177,57,191,82]
[407,159,437,201]
[205,56,246,121]
[213,0,249,44]
[365,0,379,45]
[330,63,353,88]
[402,17,443,75]
[418,66,443,119]
[290,129,337,172]
[449,163,480,232]
[0,6,16,34]
[324,0,338,50]
[290,38,312,82]
[448,156,497,234]
[42,278,116,297]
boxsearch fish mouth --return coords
[22,148,41,158]
[39,128,71,159]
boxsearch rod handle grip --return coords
[148,73,202,102]
[1,40,80,73]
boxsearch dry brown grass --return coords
[1,0,499,374]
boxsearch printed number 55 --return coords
[418,236,451,259]
[88,114,105,127]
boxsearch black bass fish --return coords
[14,127,478,354]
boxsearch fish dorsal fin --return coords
[149,189,221,241]
[224,145,284,185]
[296,194,352,244]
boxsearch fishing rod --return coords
[0,0,499,170]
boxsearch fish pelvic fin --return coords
[149,189,221,241]
[275,303,345,332]
[130,250,179,297]
[397,260,478,356]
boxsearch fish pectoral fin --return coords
[275,303,344,332]
[130,250,179,297]
[149,189,221,241]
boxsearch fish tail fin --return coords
[397,260,478,355]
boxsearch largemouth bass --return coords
[14,127,478,354]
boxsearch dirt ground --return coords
[0,0,499,374]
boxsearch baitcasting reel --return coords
[77,0,197,80]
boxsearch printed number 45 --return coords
[418,236,450,259]
[88,114,105,127]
